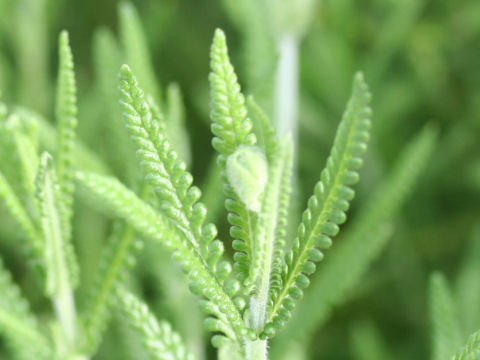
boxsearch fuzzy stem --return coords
[53,281,77,348]
[274,34,299,143]
[246,338,267,360]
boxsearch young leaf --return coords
[246,95,277,160]
[14,124,40,198]
[271,126,436,352]
[0,257,51,360]
[35,152,79,346]
[55,30,78,224]
[0,118,26,199]
[119,1,162,105]
[93,27,137,184]
[430,272,462,360]
[248,137,293,333]
[265,72,372,336]
[166,83,191,168]
[118,63,251,345]
[76,173,251,345]
[451,329,480,360]
[0,171,42,259]
[82,221,143,353]
[119,64,228,280]
[209,28,258,285]
[16,107,109,176]
[118,288,194,360]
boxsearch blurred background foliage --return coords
[0,0,480,359]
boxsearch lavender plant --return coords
[0,2,478,360]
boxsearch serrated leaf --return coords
[0,257,51,360]
[265,72,372,335]
[209,29,258,285]
[118,289,194,360]
[35,152,79,348]
[248,137,293,334]
[0,171,42,261]
[55,30,78,225]
[82,220,142,354]
[76,170,251,346]
[451,329,480,360]
[118,63,250,344]
[271,125,436,352]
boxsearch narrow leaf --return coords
[118,289,194,360]
[35,152,79,346]
[0,171,42,259]
[248,137,293,333]
[82,221,142,353]
[209,28,258,285]
[0,257,51,360]
[93,27,137,184]
[119,2,162,104]
[451,329,480,360]
[430,272,463,360]
[265,72,372,335]
[55,30,78,222]
[76,171,252,345]
[271,125,436,351]
[166,83,191,168]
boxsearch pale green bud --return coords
[226,146,268,212]
[268,0,318,37]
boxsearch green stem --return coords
[53,282,78,351]
[274,34,299,143]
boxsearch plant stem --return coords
[245,276,269,360]
[53,281,78,349]
[274,34,299,144]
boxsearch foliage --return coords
[0,1,479,359]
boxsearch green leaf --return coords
[55,30,78,225]
[118,63,251,345]
[430,272,463,360]
[209,28,258,285]
[93,27,137,184]
[247,137,293,334]
[119,1,162,105]
[0,257,51,360]
[0,117,26,199]
[451,329,480,360]
[209,29,256,157]
[166,83,191,168]
[76,171,252,346]
[15,107,109,176]
[119,64,228,280]
[266,138,293,306]
[271,125,436,351]
[0,171,42,260]
[265,72,372,335]
[118,288,194,360]
[13,121,40,198]
[35,152,79,347]
[246,96,277,160]
[82,221,142,354]
[35,152,78,295]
